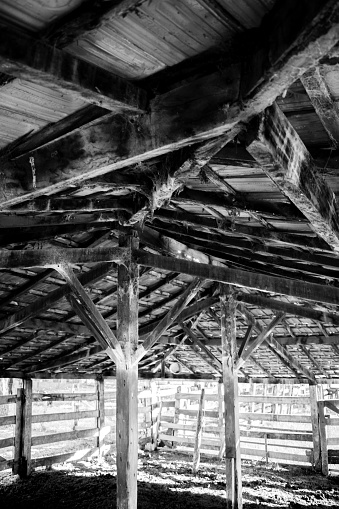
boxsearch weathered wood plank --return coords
[116,232,139,509]
[236,313,285,370]
[309,385,321,471]
[192,388,205,474]
[0,262,116,337]
[56,264,124,364]
[134,279,204,363]
[246,103,339,251]
[0,247,128,269]
[301,67,339,148]
[1,1,338,207]
[220,286,242,509]
[0,25,146,113]
[318,401,329,475]
[136,251,339,306]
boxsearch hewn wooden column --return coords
[96,377,105,457]
[220,285,242,509]
[318,400,329,475]
[309,384,321,471]
[116,231,139,509]
[13,379,32,477]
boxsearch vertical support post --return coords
[116,231,139,509]
[13,379,32,477]
[264,433,268,465]
[192,387,205,474]
[309,384,321,471]
[318,400,329,475]
[150,381,158,445]
[172,386,181,447]
[220,285,242,509]
[218,380,225,459]
[96,377,105,457]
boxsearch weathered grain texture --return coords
[56,264,124,364]
[0,247,127,269]
[13,380,32,478]
[0,25,146,113]
[116,232,139,509]
[318,401,329,475]
[247,103,339,251]
[0,262,115,337]
[220,286,242,509]
[2,0,338,208]
[236,314,285,370]
[134,278,204,363]
[309,385,321,471]
[301,67,339,148]
[136,251,339,306]
[192,388,205,474]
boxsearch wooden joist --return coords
[0,25,146,113]
[301,67,339,148]
[1,0,338,207]
[247,103,339,251]
[136,251,339,306]
[0,262,116,337]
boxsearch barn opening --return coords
[0,0,339,507]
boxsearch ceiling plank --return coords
[0,25,147,114]
[246,103,339,251]
[42,0,150,48]
[1,0,338,208]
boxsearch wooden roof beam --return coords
[246,103,339,251]
[56,264,124,365]
[236,313,285,370]
[136,251,339,306]
[2,0,338,207]
[133,278,204,363]
[0,25,146,114]
[0,262,116,337]
[301,67,339,149]
[241,306,317,383]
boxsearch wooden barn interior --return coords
[1,0,339,507]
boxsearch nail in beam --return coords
[220,284,242,509]
[116,232,139,509]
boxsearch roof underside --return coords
[0,0,339,382]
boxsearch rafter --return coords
[154,209,326,250]
[1,0,338,208]
[236,313,285,370]
[301,67,339,148]
[247,103,339,251]
[0,262,116,337]
[133,278,204,363]
[180,323,222,374]
[241,307,317,383]
[56,264,124,365]
[136,251,339,306]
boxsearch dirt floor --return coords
[0,450,339,508]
